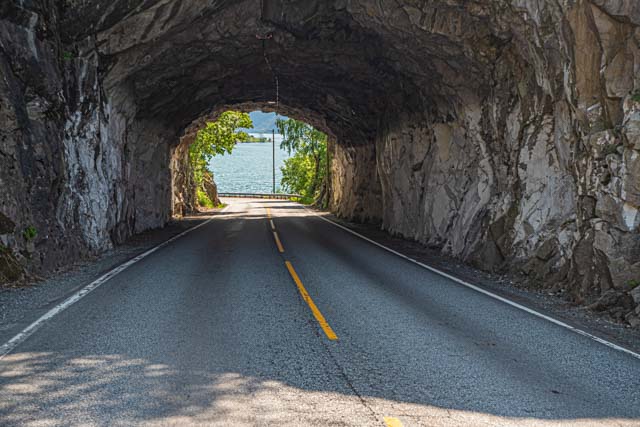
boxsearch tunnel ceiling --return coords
[59,0,515,143]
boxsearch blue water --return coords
[208,135,293,193]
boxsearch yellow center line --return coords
[383,417,403,427]
[266,207,283,251]
[285,261,338,341]
[273,232,285,253]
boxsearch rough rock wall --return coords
[331,1,640,320]
[1,1,87,275]
[1,0,638,324]
[170,140,196,217]
[329,141,382,223]
[0,2,175,277]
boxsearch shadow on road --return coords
[0,200,638,426]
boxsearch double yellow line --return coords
[266,207,337,341]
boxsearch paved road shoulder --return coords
[312,209,640,354]
[0,215,214,346]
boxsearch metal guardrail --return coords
[218,192,302,200]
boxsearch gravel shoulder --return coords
[0,214,213,346]
[322,212,640,355]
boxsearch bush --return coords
[196,189,215,208]
[190,111,252,187]
[277,118,327,203]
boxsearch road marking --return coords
[304,207,640,361]
[383,417,403,427]
[285,261,338,341]
[269,219,275,230]
[0,206,231,361]
[273,232,285,253]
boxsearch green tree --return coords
[276,118,327,203]
[189,111,252,187]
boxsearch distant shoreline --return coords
[238,132,284,143]
[239,136,269,143]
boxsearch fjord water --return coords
[208,135,293,193]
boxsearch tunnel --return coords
[1,0,639,307]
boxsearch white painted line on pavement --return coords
[304,207,640,361]
[0,205,231,360]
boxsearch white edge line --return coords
[0,205,231,360]
[303,206,640,361]
[269,219,275,230]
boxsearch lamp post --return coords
[272,129,276,194]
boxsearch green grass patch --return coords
[197,191,226,209]
[289,196,315,205]
[631,91,640,103]
[196,189,215,208]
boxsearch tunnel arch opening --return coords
[73,1,640,299]
[171,104,337,216]
[96,0,502,242]
[3,0,638,304]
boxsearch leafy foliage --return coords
[196,188,215,208]
[23,226,37,242]
[626,279,640,290]
[276,118,327,203]
[277,118,326,157]
[189,111,252,187]
[281,153,318,202]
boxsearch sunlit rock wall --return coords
[330,142,382,223]
[0,2,173,276]
[1,0,638,324]
[331,1,640,320]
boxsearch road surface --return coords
[1,199,639,426]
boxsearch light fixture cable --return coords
[256,0,279,113]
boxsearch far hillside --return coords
[243,111,288,133]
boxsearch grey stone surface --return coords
[0,1,639,320]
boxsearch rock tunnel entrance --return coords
[1,1,639,307]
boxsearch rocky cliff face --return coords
[1,1,638,322]
[0,1,177,277]
[326,1,640,324]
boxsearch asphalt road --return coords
[0,199,639,426]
